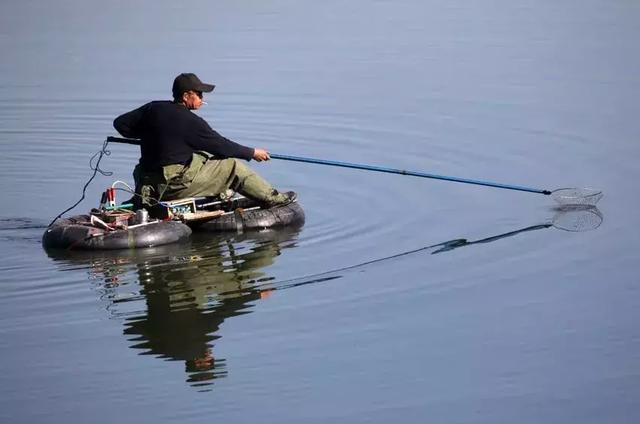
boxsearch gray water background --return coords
[1,1,639,422]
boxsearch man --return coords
[113,72,296,207]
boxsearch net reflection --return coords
[225,206,604,295]
[46,227,301,390]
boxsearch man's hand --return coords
[253,148,271,162]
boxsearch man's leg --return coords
[180,158,294,205]
[228,159,294,204]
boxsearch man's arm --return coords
[113,103,149,138]
[190,118,256,161]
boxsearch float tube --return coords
[43,214,192,250]
[187,195,305,232]
[195,202,305,232]
[43,192,304,250]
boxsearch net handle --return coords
[107,136,601,204]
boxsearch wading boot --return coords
[261,190,298,208]
[235,171,297,208]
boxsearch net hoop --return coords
[551,187,602,207]
[551,205,603,232]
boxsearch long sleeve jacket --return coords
[114,101,254,170]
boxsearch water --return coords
[1,1,639,422]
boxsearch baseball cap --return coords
[172,73,215,98]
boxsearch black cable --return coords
[48,139,113,227]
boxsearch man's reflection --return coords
[124,229,299,388]
[47,227,300,389]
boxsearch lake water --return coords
[1,1,639,422]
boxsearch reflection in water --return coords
[46,227,302,390]
[44,207,602,390]
[227,206,604,294]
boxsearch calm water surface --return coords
[1,1,639,423]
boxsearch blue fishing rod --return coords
[269,153,551,195]
[106,137,601,206]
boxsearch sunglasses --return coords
[187,90,203,99]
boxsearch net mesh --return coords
[551,188,602,206]
[551,206,603,232]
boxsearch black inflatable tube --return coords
[43,215,192,250]
[191,202,305,232]
[43,203,304,250]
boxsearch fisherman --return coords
[113,72,296,207]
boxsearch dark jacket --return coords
[114,101,254,170]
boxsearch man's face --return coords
[182,90,204,110]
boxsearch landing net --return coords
[551,205,603,232]
[551,188,603,207]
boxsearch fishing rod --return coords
[269,153,602,206]
[106,136,602,206]
[270,153,549,195]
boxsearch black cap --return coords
[172,73,215,98]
